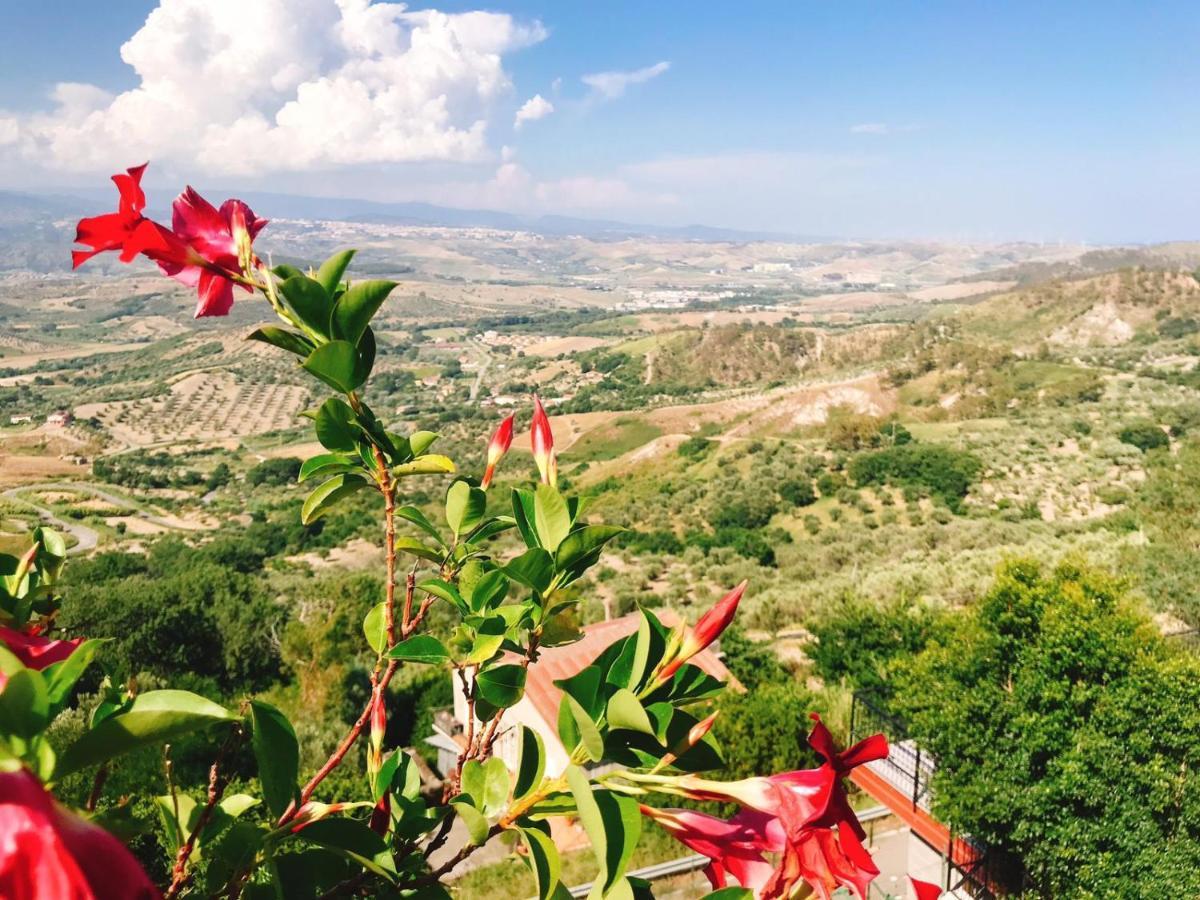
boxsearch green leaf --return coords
[520,826,561,900]
[555,525,625,572]
[475,664,527,709]
[387,635,449,665]
[566,767,640,895]
[56,690,235,777]
[43,639,103,707]
[409,431,438,457]
[700,889,754,900]
[481,756,509,816]
[394,537,443,563]
[279,275,332,338]
[301,473,371,525]
[0,668,49,739]
[296,818,396,878]
[555,666,603,719]
[299,452,360,482]
[418,579,467,614]
[315,249,356,297]
[248,701,299,820]
[396,506,447,548]
[392,455,456,478]
[514,726,546,801]
[606,689,654,735]
[272,263,305,280]
[303,341,365,393]
[563,696,604,762]
[313,399,360,452]
[333,280,397,345]
[460,760,485,807]
[466,568,508,613]
[445,481,487,537]
[502,548,555,595]
[451,799,489,845]
[247,326,314,358]
[463,617,507,665]
[363,602,388,654]
[511,489,540,549]
[533,484,571,553]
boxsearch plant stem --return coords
[165,728,240,899]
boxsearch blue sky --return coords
[1,1,1197,241]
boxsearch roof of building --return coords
[520,609,738,743]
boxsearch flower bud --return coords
[660,581,747,680]
[481,414,515,490]
[686,711,719,748]
[530,395,557,487]
[368,693,386,777]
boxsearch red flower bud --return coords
[687,711,719,748]
[481,414,515,490]
[370,693,387,750]
[530,395,557,486]
[660,581,747,680]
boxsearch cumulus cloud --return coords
[2,0,546,176]
[514,94,554,129]
[581,61,669,100]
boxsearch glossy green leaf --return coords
[298,453,360,483]
[279,275,331,338]
[43,639,103,707]
[451,799,489,846]
[466,568,508,613]
[481,756,509,816]
[396,505,447,548]
[363,602,388,654]
[333,280,397,345]
[418,579,467,614]
[301,473,370,525]
[391,455,456,478]
[409,431,438,457]
[445,481,486,537]
[502,548,554,594]
[533,484,571,553]
[566,767,639,896]
[313,399,360,452]
[303,341,365,393]
[247,326,313,358]
[555,525,625,572]
[520,826,561,900]
[511,489,540,548]
[315,249,356,297]
[514,726,546,801]
[564,695,603,762]
[296,818,396,878]
[56,690,235,777]
[249,700,299,820]
[463,617,507,665]
[0,668,49,739]
[394,537,443,563]
[606,689,654,735]
[475,664,527,708]
[387,635,449,665]
[460,760,485,807]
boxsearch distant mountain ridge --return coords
[1,186,808,243]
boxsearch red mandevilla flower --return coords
[480,414,515,490]
[530,395,557,486]
[909,876,943,900]
[639,805,775,894]
[72,164,266,318]
[0,626,82,691]
[659,580,747,681]
[0,767,159,900]
[645,715,888,900]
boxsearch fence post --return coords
[913,745,921,809]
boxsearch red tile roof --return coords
[521,610,737,743]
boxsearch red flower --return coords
[640,806,775,894]
[159,188,267,317]
[647,715,888,900]
[72,165,267,319]
[659,580,747,681]
[481,414,515,490]
[530,395,557,486]
[909,876,943,900]
[0,766,159,900]
[0,626,82,690]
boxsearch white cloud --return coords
[581,61,669,100]
[514,94,554,129]
[850,123,890,135]
[2,0,546,176]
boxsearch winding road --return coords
[2,481,186,555]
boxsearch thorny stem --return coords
[165,727,242,900]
